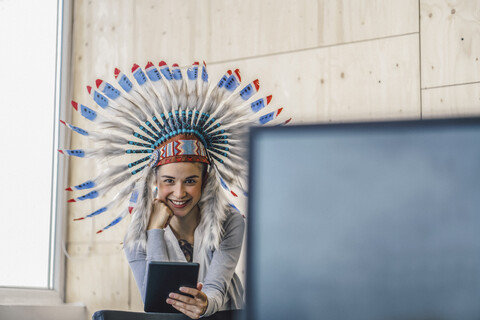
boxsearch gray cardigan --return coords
[124,212,245,317]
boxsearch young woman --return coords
[124,157,245,319]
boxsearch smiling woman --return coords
[123,133,247,319]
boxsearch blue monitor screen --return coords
[247,118,480,320]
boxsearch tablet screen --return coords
[144,261,199,313]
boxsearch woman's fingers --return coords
[167,287,207,319]
[179,286,201,297]
[167,296,204,318]
[170,303,201,319]
[168,292,195,304]
[163,210,174,229]
[148,200,173,230]
[167,296,197,310]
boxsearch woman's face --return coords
[155,162,204,218]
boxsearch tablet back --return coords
[144,261,199,313]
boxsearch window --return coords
[0,0,70,295]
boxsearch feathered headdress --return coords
[60,61,290,259]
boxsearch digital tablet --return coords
[144,261,200,313]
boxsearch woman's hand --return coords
[147,198,173,230]
[166,282,208,319]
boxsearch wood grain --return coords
[421,0,480,88]
[205,34,421,124]
[422,83,480,118]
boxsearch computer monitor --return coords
[246,118,480,320]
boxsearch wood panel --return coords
[134,0,418,64]
[206,33,421,124]
[67,3,134,315]
[128,268,144,312]
[69,0,136,244]
[66,243,130,320]
[317,0,418,45]
[70,0,418,68]
[422,83,480,118]
[420,0,480,88]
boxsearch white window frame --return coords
[0,0,73,305]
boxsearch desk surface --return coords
[93,309,244,320]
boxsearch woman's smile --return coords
[168,198,191,208]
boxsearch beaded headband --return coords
[149,134,209,167]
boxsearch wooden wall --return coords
[65,0,480,318]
